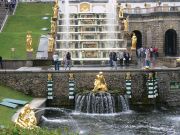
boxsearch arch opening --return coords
[165,29,177,56]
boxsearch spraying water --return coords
[75,92,129,113]
[106,0,117,48]
[63,0,70,48]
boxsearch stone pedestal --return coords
[130,49,137,64]
[27,51,33,60]
[48,52,53,60]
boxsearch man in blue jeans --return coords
[53,53,60,71]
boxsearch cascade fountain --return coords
[75,72,129,113]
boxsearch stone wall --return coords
[1,60,52,69]
[0,69,180,107]
[128,12,180,57]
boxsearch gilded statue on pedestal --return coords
[15,104,37,129]
[55,0,58,5]
[148,73,153,80]
[123,18,128,31]
[119,6,124,18]
[53,4,59,19]
[125,72,131,80]
[131,33,137,50]
[92,72,108,92]
[48,34,55,52]
[48,73,52,81]
[51,19,56,34]
[26,32,33,52]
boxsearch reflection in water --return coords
[39,108,180,135]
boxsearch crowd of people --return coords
[2,0,16,12]
[53,51,72,71]
[109,51,131,70]
[137,47,159,67]
[108,46,159,70]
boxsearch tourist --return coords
[0,56,3,69]
[118,51,124,66]
[112,52,117,70]
[124,51,130,66]
[109,52,113,68]
[53,53,60,71]
[137,48,141,66]
[152,47,158,67]
[145,49,151,67]
[65,52,71,70]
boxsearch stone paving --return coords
[14,64,169,71]
[36,35,49,59]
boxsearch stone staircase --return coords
[0,1,8,32]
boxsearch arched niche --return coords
[165,29,177,56]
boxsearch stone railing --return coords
[124,6,180,14]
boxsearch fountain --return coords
[56,0,127,63]
[62,0,70,49]
[107,0,117,48]
[75,72,129,113]
[37,71,180,134]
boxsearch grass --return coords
[0,3,53,59]
[0,85,33,126]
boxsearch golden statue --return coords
[69,73,74,81]
[80,3,90,12]
[51,19,56,34]
[15,104,37,129]
[53,4,59,19]
[148,73,153,80]
[48,34,55,52]
[55,0,58,5]
[125,72,131,80]
[92,72,108,92]
[123,18,128,31]
[119,6,124,18]
[47,73,52,81]
[131,33,137,49]
[26,32,33,52]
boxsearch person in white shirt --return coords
[53,53,60,71]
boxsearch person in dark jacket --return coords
[0,56,3,69]
[124,51,130,66]
[65,52,71,70]
[109,52,113,68]
[112,52,117,70]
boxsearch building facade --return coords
[55,0,180,63]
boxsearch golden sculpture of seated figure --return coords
[92,72,108,92]
[15,104,37,129]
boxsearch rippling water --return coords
[39,108,180,135]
